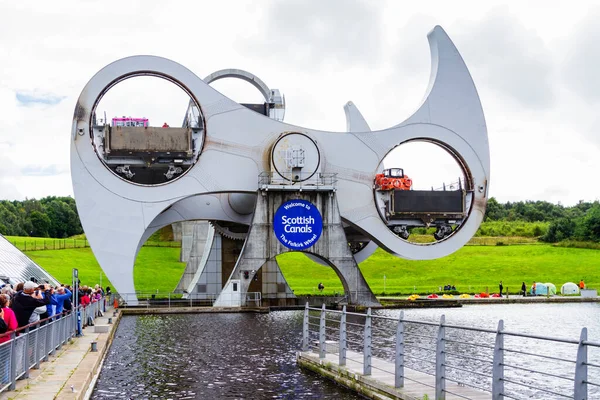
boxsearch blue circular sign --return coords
[274,200,323,250]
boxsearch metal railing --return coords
[116,292,265,308]
[302,304,600,399]
[258,172,338,188]
[432,177,463,191]
[117,292,219,308]
[246,292,262,308]
[0,298,107,393]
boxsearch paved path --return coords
[0,307,120,400]
[299,349,489,400]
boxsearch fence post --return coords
[492,319,504,399]
[436,314,446,400]
[33,326,40,369]
[49,321,56,355]
[319,304,326,359]
[23,327,30,378]
[9,332,17,390]
[363,308,372,375]
[43,324,50,361]
[168,293,171,309]
[339,305,347,366]
[395,310,404,388]
[574,327,588,400]
[302,302,309,351]
[57,319,63,350]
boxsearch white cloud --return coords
[454,6,555,109]
[0,0,598,206]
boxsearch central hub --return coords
[271,133,320,182]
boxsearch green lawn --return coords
[22,242,600,296]
[277,245,600,295]
[26,247,185,294]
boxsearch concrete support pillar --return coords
[175,221,213,292]
[215,190,379,307]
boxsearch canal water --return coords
[92,303,600,399]
[91,311,360,399]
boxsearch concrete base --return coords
[581,289,598,298]
[215,191,379,307]
[93,325,110,333]
[297,350,488,400]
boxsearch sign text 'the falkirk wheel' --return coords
[274,200,323,250]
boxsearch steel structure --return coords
[70,26,489,305]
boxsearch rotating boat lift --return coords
[70,26,489,306]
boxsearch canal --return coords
[92,303,600,399]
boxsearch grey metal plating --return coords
[71,26,490,303]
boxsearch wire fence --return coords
[9,236,540,252]
[9,239,180,252]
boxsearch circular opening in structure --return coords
[92,75,204,186]
[271,133,320,182]
[375,140,470,244]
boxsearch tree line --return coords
[0,196,597,243]
[484,198,600,242]
[0,197,82,238]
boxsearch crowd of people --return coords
[0,280,111,340]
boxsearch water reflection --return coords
[92,312,360,399]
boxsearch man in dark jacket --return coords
[11,281,51,328]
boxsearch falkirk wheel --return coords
[70,26,489,307]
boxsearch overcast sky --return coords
[0,0,598,206]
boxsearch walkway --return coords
[0,307,119,400]
[298,349,488,400]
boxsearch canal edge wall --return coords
[55,308,122,400]
[297,352,417,400]
[119,306,270,315]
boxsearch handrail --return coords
[0,298,106,339]
[0,296,109,394]
[302,303,596,399]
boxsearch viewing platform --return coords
[0,301,120,400]
[298,349,488,399]
[298,304,599,399]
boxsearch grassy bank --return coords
[22,242,599,297]
[277,245,599,295]
[26,247,185,294]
